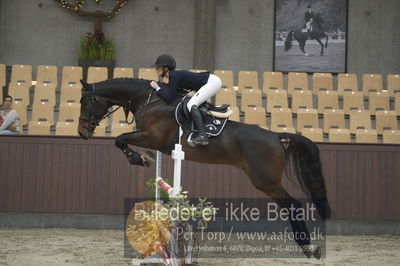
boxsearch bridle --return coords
[79,83,158,132]
[79,84,116,131]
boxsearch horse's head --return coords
[78,80,109,140]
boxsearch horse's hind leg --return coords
[244,157,320,259]
[316,38,324,55]
[115,131,156,167]
[254,180,321,259]
[299,40,309,56]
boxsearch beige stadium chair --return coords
[0,64,5,103]
[113,67,134,78]
[266,89,288,113]
[343,91,364,114]
[87,67,108,83]
[60,88,81,103]
[214,70,234,89]
[11,64,32,85]
[355,129,378,143]
[301,128,323,142]
[36,65,57,87]
[111,105,134,124]
[31,100,54,125]
[33,84,56,106]
[229,106,240,122]
[368,91,390,115]
[362,74,383,95]
[28,120,51,135]
[215,88,237,106]
[395,93,400,114]
[8,82,30,105]
[240,89,263,110]
[382,130,400,144]
[323,109,345,133]
[349,110,371,134]
[138,68,158,81]
[263,72,284,94]
[296,108,319,133]
[317,91,339,113]
[287,72,308,95]
[375,110,398,134]
[386,74,400,96]
[312,73,333,95]
[58,102,80,122]
[291,90,313,113]
[270,108,294,132]
[61,66,82,89]
[243,107,266,128]
[111,121,135,137]
[238,71,259,91]
[13,98,28,126]
[55,121,78,136]
[337,73,358,95]
[329,128,351,143]
[93,124,107,137]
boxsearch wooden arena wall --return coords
[0,136,399,220]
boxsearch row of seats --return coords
[217,88,400,114]
[241,107,398,134]
[217,71,400,95]
[28,119,135,137]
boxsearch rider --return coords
[304,5,314,35]
[149,54,222,146]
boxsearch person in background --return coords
[304,4,315,35]
[0,95,20,135]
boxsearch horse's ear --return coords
[80,79,89,91]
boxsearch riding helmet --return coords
[153,54,176,70]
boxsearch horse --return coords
[78,78,331,259]
[284,13,328,56]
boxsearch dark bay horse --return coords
[284,13,328,56]
[78,78,331,259]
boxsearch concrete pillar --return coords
[193,0,216,71]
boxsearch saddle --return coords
[175,92,233,138]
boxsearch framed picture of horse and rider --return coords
[274,0,348,73]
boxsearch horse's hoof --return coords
[304,53,310,57]
[140,151,156,167]
[302,244,321,260]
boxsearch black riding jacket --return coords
[156,69,210,104]
[305,10,314,22]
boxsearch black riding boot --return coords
[189,105,209,145]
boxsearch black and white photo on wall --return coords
[274,0,348,73]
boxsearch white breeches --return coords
[187,74,222,110]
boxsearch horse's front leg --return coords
[115,130,156,167]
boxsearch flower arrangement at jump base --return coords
[80,32,114,60]
[126,186,217,265]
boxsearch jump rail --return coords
[133,127,185,266]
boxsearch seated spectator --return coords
[0,95,20,135]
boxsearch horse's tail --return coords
[325,34,328,48]
[284,31,293,51]
[279,133,331,219]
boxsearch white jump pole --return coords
[156,127,184,197]
[171,127,184,196]
[155,151,163,202]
